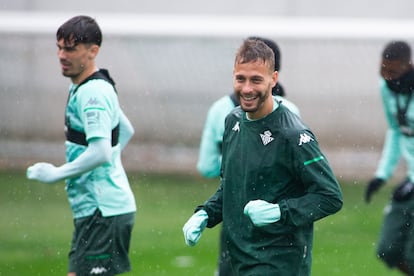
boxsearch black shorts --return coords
[68,209,135,275]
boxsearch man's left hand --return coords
[243,199,281,227]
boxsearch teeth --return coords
[243,96,256,101]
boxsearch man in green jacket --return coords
[183,38,343,275]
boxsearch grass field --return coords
[0,170,402,276]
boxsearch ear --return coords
[271,71,279,88]
[88,44,100,60]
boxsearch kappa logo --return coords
[86,97,100,106]
[260,130,274,146]
[90,266,108,274]
[232,121,240,132]
[298,133,314,146]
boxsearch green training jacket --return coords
[199,104,343,275]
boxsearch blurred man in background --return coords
[27,15,136,276]
[196,36,300,275]
[184,38,342,275]
[365,41,414,275]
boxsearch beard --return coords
[60,60,85,80]
[236,85,272,113]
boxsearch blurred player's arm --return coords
[197,110,221,178]
[27,137,111,184]
[118,108,135,150]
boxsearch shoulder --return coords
[274,96,300,117]
[279,121,319,155]
[286,128,317,147]
[276,105,305,128]
[209,95,235,112]
[77,79,115,95]
[206,95,237,121]
[223,106,243,129]
[379,78,387,89]
[227,105,243,119]
[272,105,315,141]
[75,79,117,106]
[379,79,391,96]
[75,79,118,111]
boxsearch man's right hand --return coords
[27,162,61,184]
[182,210,208,246]
[365,177,385,203]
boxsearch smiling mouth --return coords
[241,95,258,101]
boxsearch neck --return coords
[72,66,98,84]
[246,96,275,120]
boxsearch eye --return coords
[56,43,76,52]
[251,77,263,84]
[64,46,76,52]
[235,75,245,82]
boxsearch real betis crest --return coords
[260,130,274,146]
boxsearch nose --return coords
[240,81,254,93]
[57,48,66,59]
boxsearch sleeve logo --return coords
[86,111,100,125]
[298,133,314,146]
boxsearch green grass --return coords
[0,170,401,275]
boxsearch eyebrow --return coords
[56,42,76,50]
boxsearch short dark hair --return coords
[248,36,281,71]
[56,15,102,46]
[235,39,275,72]
[382,41,411,62]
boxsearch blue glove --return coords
[183,210,208,246]
[244,199,281,227]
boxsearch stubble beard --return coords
[237,88,271,113]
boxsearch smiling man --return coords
[27,15,136,276]
[183,39,343,275]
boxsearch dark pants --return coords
[217,226,234,275]
[377,198,414,272]
[69,210,135,276]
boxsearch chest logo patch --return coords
[298,133,314,146]
[232,121,240,132]
[260,130,274,146]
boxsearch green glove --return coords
[244,199,281,227]
[182,210,208,246]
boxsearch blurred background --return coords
[2,0,414,180]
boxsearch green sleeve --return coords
[196,181,223,228]
[278,130,343,227]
